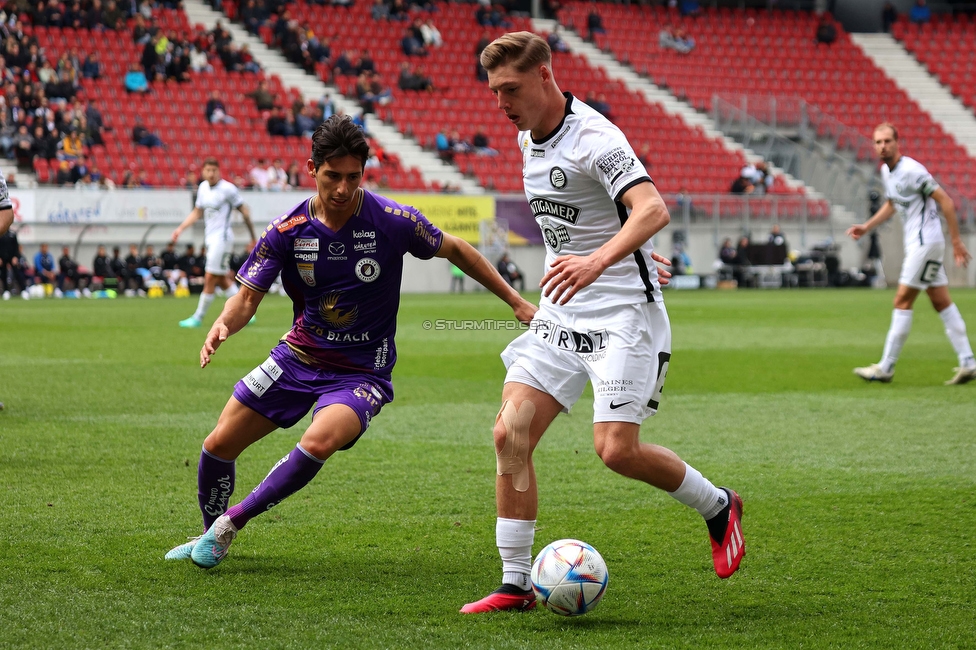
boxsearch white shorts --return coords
[899,242,947,289]
[501,301,671,424]
[204,235,234,275]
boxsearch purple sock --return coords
[198,447,236,531]
[225,444,324,530]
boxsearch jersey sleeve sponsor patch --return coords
[276,214,308,232]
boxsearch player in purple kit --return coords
[165,115,536,568]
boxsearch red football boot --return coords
[710,488,745,579]
[460,585,537,614]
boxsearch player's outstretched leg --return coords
[190,515,238,568]
[461,517,538,613]
[460,585,537,614]
[706,488,745,579]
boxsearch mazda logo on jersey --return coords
[328,242,345,255]
[549,167,567,189]
[529,197,581,224]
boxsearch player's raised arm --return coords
[541,181,669,305]
[172,207,204,242]
[931,188,972,268]
[435,233,537,324]
[847,199,895,240]
[200,285,264,368]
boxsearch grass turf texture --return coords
[1,289,974,649]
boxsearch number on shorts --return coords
[647,351,671,410]
[920,260,941,283]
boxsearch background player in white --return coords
[847,123,975,385]
[0,171,12,410]
[461,32,745,614]
[172,157,257,328]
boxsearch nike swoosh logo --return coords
[609,400,633,410]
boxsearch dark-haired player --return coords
[166,115,536,568]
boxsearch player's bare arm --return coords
[238,204,257,245]
[847,200,895,240]
[172,207,204,242]
[0,207,13,237]
[200,286,264,368]
[541,181,671,305]
[436,233,537,324]
[931,188,972,268]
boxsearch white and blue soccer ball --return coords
[531,539,608,616]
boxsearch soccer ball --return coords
[531,539,609,616]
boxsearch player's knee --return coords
[596,438,634,475]
[495,399,536,492]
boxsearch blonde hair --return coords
[480,31,551,73]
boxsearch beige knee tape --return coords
[496,400,535,493]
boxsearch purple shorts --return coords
[233,343,393,447]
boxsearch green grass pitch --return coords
[1,289,974,649]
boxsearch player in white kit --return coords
[847,124,975,385]
[172,158,257,328]
[461,33,745,614]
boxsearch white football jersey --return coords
[881,156,943,251]
[519,94,660,311]
[0,173,11,211]
[195,178,244,241]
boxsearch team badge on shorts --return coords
[549,167,567,189]
[355,258,381,283]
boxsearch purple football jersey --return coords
[237,189,444,376]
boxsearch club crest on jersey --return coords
[538,216,571,253]
[294,238,319,251]
[549,167,567,189]
[297,262,315,286]
[355,258,380,283]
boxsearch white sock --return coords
[497,517,535,589]
[193,292,215,321]
[880,309,913,373]
[939,303,976,368]
[225,282,240,298]
[667,463,726,520]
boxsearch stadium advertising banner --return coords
[26,189,190,224]
[8,190,35,226]
[387,193,495,244]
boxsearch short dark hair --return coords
[311,115,370,170]
[202,157,219,168]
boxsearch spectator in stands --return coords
[249,157,271,191]
[496,253,525,291]
[189,43,212,73]
[435,129,452,162]
[33,243,57,288]
[81,52,103,80]
[295,105,319,138]
[245,79,275,112]
[679,0,702,17]
[398,62,433,92]
[71,155,91,184]
[132,116,164,148]
[910,0,931,24]
[449,130,472,154]
[58,129,84,162]
[205,90,235,125]
[882,2,897,32]
[13,125,34,169]
[268,158,289,191]
[740,161,772,193]
[357,49,376,75]
[30,125,58,163]
[160,241,180,292]
[585,91,612,119]
[815,15,836,46]
[55,160,74,186]
[132,13,152,45]
[401,29,428,57]
[371,0,390,21]
[420,20,443,48]
[730,173,754,195]
[286,161,302,189]
[472,127,498,156]
[547,26,570,54]
[586,8,606,41]
[140,244,163,284]
[266,105,289,136]
[123,243,144,294]
[660,25,695,54]
[124,62,150,94]
[333,50,358,77]
[719,238,736,266]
